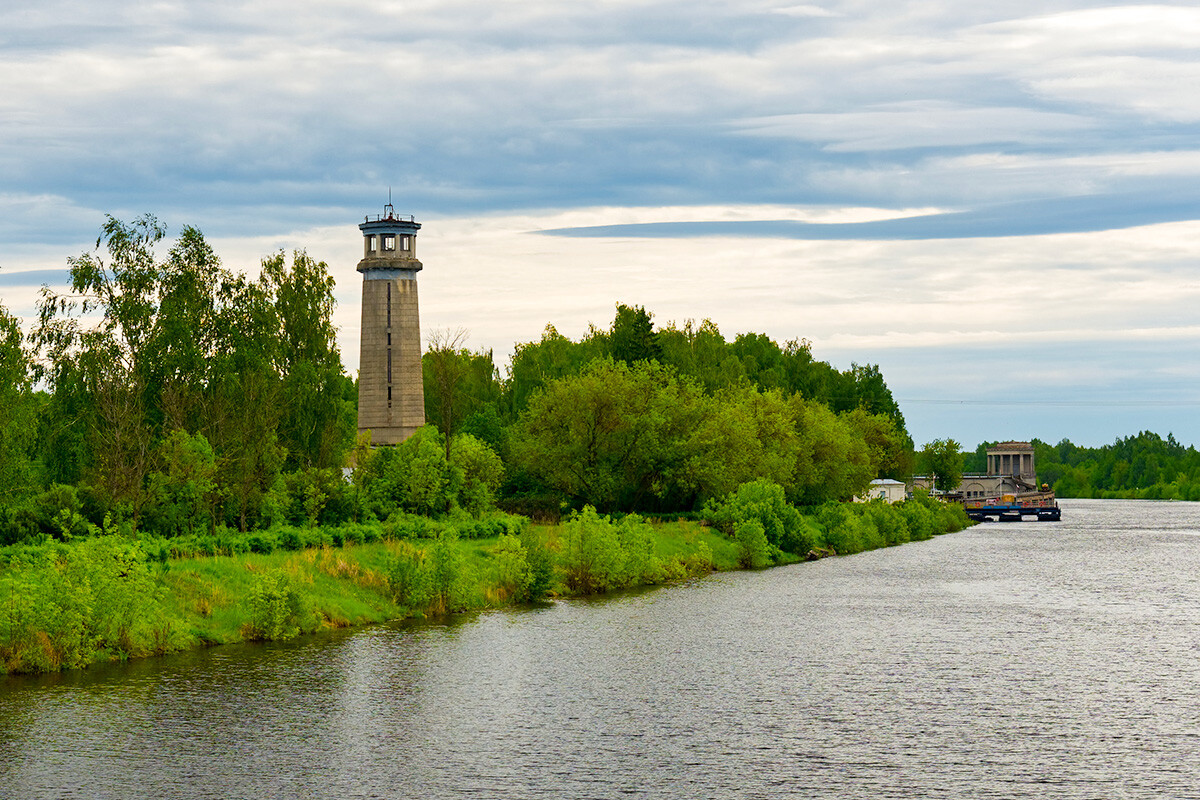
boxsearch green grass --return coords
[1,500,971,675]
[1,519,736,673]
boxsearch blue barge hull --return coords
[965,503,1061,522]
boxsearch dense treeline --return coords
[0,218,915,543]
[967,432,1200,500]
[428,304,913,514]
[1,215,357,541]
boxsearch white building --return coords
[856,479,908,504]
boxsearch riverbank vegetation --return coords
[0,490,968,674]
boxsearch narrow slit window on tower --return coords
[383,234,396,251]
[387,332,392,346]
[387,349,392,384]
[386,283,392,327]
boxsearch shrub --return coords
[247,533,276,554]
[703,479,816,556]
[425,528,473,614]
[862,501,911,546]
[559,506,626,595]
[616,514,665,585]
[278,527,303,551]
[899,499,935,541]
[521,525,554,602]
[450,433,505,516]
[456,512,529,540]
[686,540,715,575]
[246,570,307,641]
[734,519,771,568]
[382,511,443,540]
[356,426,454,518]
[492,534,532,602]
[387,541,432,610]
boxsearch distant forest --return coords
[965,433,1200,500]
[0,217,914,544]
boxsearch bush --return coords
[559,506,626,595]
[0,536,181,671]
[456,512,529,540]
[492,534,532,602]
[382,511,443,540]
[450,433,505,516]
[521,525,554,602]
[356,426,454,518]
[425,528,473,614]
[703,479,815,556]
[862,501,911,546]
[686,540,715,575]
[615,514,665,585]
[734,519,771,568]
[387,541,432,610]
[246,570,308,641]
[278,527,303,551]
[247,533,276,554]
[384,530,475,615]
[899,498,936,541]
[279,467,358,527]
[816,502,875,555]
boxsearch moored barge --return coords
[962,490,1061,522]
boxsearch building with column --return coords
[356,204,425,445]
[913,441,1039,498]
[986,441,1035,480]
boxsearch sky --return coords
[2,0,1200,449]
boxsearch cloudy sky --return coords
[3,0,1200,449]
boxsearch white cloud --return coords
[734,102,1093,151]
[771,4,839,18]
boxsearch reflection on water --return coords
[4,499,1200,798]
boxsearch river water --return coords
[3,499,1200,799]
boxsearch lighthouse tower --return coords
[357,203,425,445]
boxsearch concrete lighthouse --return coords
[357,203,425,444]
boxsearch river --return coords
[3,499,1200,799]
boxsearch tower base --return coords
[360,424,423,446]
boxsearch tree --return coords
[610,303,661,365]
[703,479,815,556]
[148,429,218,536]
[423,329,501,458]
[262,251,355,471]
[31,217,356,532]
[505,324,603,416]
[356,425,454,517]
[0,302,36,503]
[449,433,505,516]
[788,395,874,505]
[33,214,169,525]
[205,274,285,531]
[922,438,963,492]
[656,317,745,392]
[842,407,914,480]
[510,358,701,511]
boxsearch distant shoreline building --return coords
[913,441,1039,498]
[855,478,907,504]
[356,204,425,445]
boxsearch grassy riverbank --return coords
[0,496,970,675]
